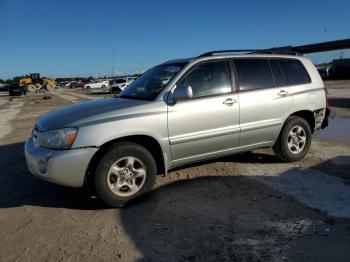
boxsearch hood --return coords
[36,97,149,130]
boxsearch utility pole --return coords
[111,46,116,79]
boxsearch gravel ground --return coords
[0,85,349,261]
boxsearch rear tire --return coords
[273,116,312,162]
[94,142,157,207]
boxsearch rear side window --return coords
[269,59,285,87]
[279,59,310,85]
[235,59,273,91]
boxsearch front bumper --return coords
[25,138,98,188]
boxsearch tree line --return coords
[0,73,142,85]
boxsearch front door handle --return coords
[278,90,289,97]
[223,98,237,106]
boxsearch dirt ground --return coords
[0,83,350,261]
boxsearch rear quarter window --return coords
[279,59,311,85]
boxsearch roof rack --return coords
[198,38,350,57]
[198,50,263,57]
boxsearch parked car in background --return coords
[109,77,137,93]
[71,81,83,88]
[8,84,26,96]
[84,80,110,91]
[0,83,9,92]
[317,68,329,80]
[68,81,78,88]
[70,79,91,89]
[329,58,350,79]
[59,81,71,88]
[25,52,330,207]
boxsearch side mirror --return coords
[172,85,193,102]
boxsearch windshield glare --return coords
[118,63,185,100]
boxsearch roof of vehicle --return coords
[162,53,305,65]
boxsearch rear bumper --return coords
[321,108,331,129]
[25,138,98,188]
[314,108,330,130]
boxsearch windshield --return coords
[115,79,127,83]
[118,63,185,100]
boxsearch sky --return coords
[0,0,349,79]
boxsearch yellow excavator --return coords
[20,73,55,93]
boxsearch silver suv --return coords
[25,52,330,207]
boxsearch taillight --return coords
[324,87,329,107]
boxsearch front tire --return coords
[273,116,312,162]
[94,142,157,207]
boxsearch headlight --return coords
[35,128,78,149]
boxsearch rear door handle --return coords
[223,98,237,106]
[278,90,289,97]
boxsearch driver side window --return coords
[178,60,232,99]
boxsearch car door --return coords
[234,58,293,147]
[91,81,98,88]
[167,60,240,164]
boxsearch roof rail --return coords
[198,38,350,57]
[198,50,263,57]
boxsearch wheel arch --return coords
[289,110,315,132]
[85,134,166,190]
[274,110,315,145]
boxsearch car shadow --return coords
[0,142,281,210]
[119,163,350,261]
